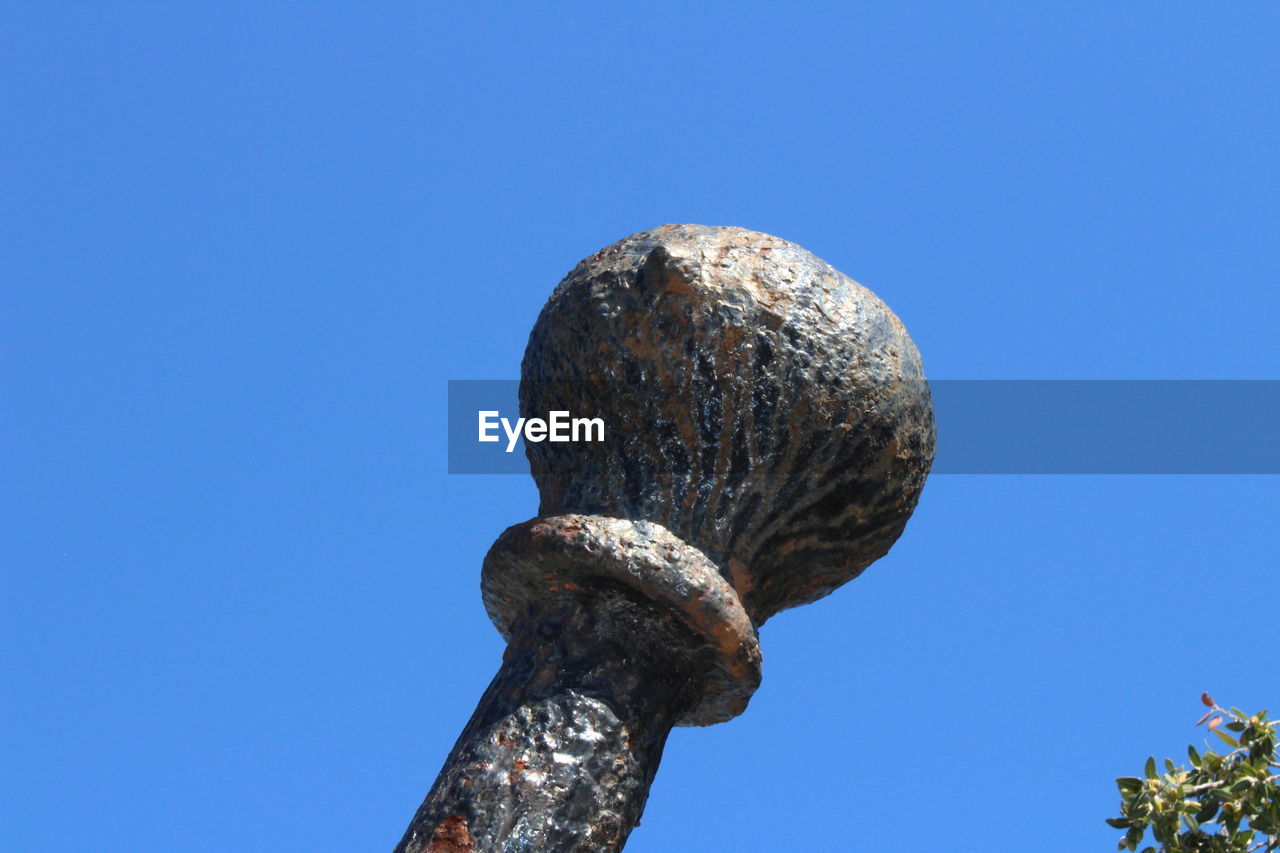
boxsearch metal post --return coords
[397,225,935,852]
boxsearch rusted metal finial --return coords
[397,224,935,852]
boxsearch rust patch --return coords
[532,664,555,690]
[425,815,474,853]
[662,270,695,296]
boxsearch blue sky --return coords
[3,3,1277,851]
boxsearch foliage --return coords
[1109,695,1279,852]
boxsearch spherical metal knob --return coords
[487,224,935,723]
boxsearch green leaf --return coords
[1213,729,1240,748]
[1117,777,1144,794]
[1164,757,1176,773]
[1225,721,1246,732]
[1182,812,1201,833]
[1145,756,1157,779]
[1107,817,1132,828]
[1188,745,1202,767]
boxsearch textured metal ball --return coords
[520,224,934,624]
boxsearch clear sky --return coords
[3,3,1277,851]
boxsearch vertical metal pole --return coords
[395,590,700,852]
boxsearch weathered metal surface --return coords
[521,224,934,624]
[397,224,935,851]
[394,587,705,853]
[483,514,761,725]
